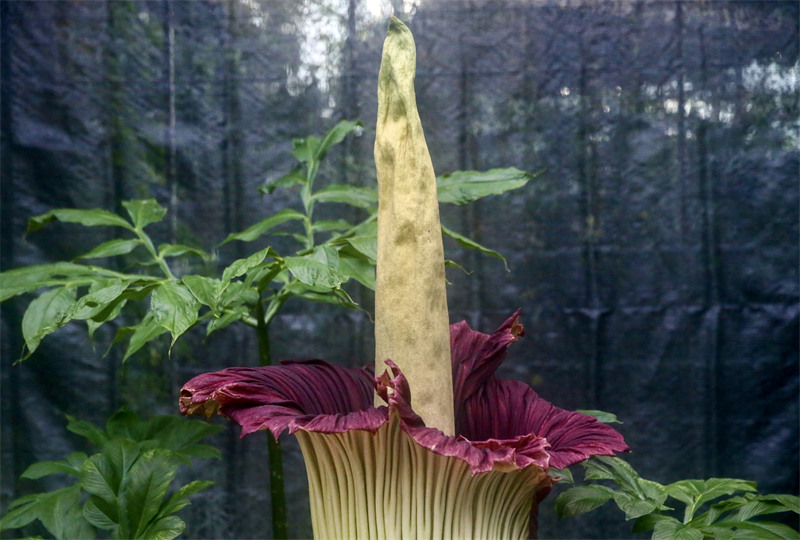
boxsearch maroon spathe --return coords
[180,310,628,475]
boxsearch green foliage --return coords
[556,456,800,539]
[0,410,221,540]
[0,119,532,363]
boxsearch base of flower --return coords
[296,415,549,539]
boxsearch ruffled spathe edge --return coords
[179,311,628,474]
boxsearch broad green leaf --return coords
[39,485,95,540]
[206,306,248,335]
[260,165,306,195]
[0,493,41,530]
[105,409,144,440]
[584,457,643,495]
[611,490,663,520]
[26,208,133,235]
[124,449,179,538]
[182,275,220,308]
[158,243,210,260]
[0,262,93,301]
[653,518,704,540]
[632,512,674,534]
[291,135,320,165]
[218,280,259,308]
[344,234,378,261]
[436,167,532,205]
[577,409,623,424]
[555,485,616,517]
[338,251,376,290]
[549,467,574,484]
[80,439,141,503]
[160,480,215,517]
[139,515,186,540]
[70,281,130,321]
[311,184,378,209]
[668,478,758,523]
[121,312,169,361]
[150,282,199,346]
[222,208,305,244]
[704,520,800,539]
[123,199,167,229]
[66,415,111,448]
[752,493,800,515]
[83,496,120,533]
[221,247,278,283]
[138,415,223,459]
[22,452,88,479]
[441,224,508,270]
[285,245,346,289]
[313,219,353,233]
[76,238,143,260]
[314,120,361,161]
[21,286,78,356]
[731,499,792,522]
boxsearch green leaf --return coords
[577,409,624,424]
[344,234,378,261]
[311,184,378,209]
[75,238,143,260]
[555,485,616,517]
[124,449,179,538]
[259,165,306,195]
[80,439,141,503]
[83,496,119,533]
[549,467,574,484]
[291,134,320,165]
[312,219,353,233]
[206,306,248,335]
[66,415,111,448]
[314,120,361,161]
[338,250,376,290]
[668,478,758,523]
[26,207,134,235]
[159,480,215,517]
[0,493,41,530]
[0,262,92,301]
[611,490,664,520]
[158,243,210,260]
[21,286,78,357]
[22,452,88,479]
[123,199,167,229]
[441,224,508,270]
[222,208,305,244]
[35,485,95,540]
[704,520,800,539]
[70,281,130,321]
[285,245,346,289]
[653,518,704,540]
[120,312,169,361]
[583,457,643,494]
[182,275,220,308]
[221,247,279,283]
[138,515,186,540]
[436,167,532,205]
[150,282,199,346]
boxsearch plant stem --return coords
[256,299,288,539]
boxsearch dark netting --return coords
[1,1,797,538]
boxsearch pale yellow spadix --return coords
[374,16,455,436]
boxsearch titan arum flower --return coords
[180,17,627,539]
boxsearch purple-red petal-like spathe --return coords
[179,311,628,474]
